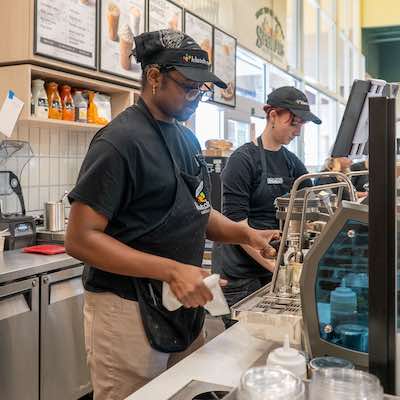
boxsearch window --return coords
[194,102,224,149]
[360,54,366,79]
[267,64,298,94]
[319,12,336,91]
[236,47,265,103]
[280,0,298,69]
[320,0,336,21]
[338,33,350,99]
[303,86,320,171]
[227,120,250,149]
[303,0,318,81]
[348,43,355,88]
[352,0,361,47]
[338,103,345,131]
[319,95,337,162]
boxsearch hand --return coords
[246,228,280,258]
[167,264,227,308]
[356,191,367,198]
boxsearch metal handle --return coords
[346,170,369,179]
[0,278,37,319]
[49,277,84,305]
[270,172,356,293]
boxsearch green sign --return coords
[255,7,285,58]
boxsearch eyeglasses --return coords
[163,72,213,102]
[290,113,307,127]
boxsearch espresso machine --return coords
[231,171,357,345]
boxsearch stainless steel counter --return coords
[0,249,78,284]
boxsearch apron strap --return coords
[257,136,268,179]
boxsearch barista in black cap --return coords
[65,30,278,400]
[212,86,322,328]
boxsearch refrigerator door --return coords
[40,264,91,400]
[0,277,39,400]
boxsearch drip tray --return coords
[167,380,233,400]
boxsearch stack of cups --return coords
[309,368,384,400]
[237,367,305,400]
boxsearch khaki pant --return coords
[84,291,205,400]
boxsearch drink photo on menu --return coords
[100,0,145,80]
[184,10,213,65]
[213,28,237,107]
[148,0,183,32]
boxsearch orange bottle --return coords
[47,82,62,120]
[87,91,98,124]
[60,85,75,121]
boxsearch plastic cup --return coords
[238,366,305,400]
[309,368,384,400]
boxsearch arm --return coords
[66,202,214,308]
[238,221,276,272]
[206,208,279,258]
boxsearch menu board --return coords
[35,0,97,69]
[213,29,236,107]
[184,11,213,65]
[148,0,183,32]
[100,0,146,80]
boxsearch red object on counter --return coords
[23,244,66,255]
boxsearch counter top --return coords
[0,249,79,283]
[125,322,400,400]
[125,322,275,400]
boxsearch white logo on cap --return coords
[296,99,308,106]
[183,54,209,65]
[159,30,185,49]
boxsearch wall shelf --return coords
[24,117,105,131]
[0,64,138,133]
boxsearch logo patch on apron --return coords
[194,181,211,214]
[267,177,284,184]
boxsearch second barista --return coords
[212,87,322,328]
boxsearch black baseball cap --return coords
[266,86,322,124]
[133,30,227,89]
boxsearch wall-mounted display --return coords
[35,0,97,69]
[184,11,213,65]
[148,0,183,32]
[100,0,146,80]
[213,28,236,107]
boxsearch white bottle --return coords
[31,79,49,119]
[73,90,88,123]
[266,334,307,379]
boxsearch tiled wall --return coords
[0,123,95,216]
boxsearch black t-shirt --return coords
[222,142,309,226]
[68,105,202,300]
[211,142,309,280]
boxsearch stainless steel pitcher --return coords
[45,201,65,232]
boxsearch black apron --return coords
[132,100,211,353]
[212,136,294,279]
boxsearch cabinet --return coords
[40,265,90,400]
[0,263,89,400]
[0,277,39,400]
